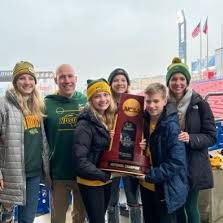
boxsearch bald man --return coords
[44,64,87,223]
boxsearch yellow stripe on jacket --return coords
[77,177,111,186]
[140,121,156,191]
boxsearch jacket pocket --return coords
[0,146,6,169]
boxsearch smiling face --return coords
[91,91,111,115]
[54,64,77,97]
[168,72,187,99]
[145,92,167,120]
[111,74,128,94]
[15,74,36,96]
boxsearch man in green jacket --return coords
[44,64,86,223]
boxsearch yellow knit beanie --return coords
[12,61,37,84]
[87,78,111,100]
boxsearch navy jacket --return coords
[143,103,188,214]
[185,91,216,190]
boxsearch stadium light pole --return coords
[177,10,187,64]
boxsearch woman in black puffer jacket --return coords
[72,78,116,223]
[166,57,216,223]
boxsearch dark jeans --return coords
[18,176,40,223]
[79,183,111,223]
[177,190,200,223]
[140,185,177,223]
[108,176,140,207]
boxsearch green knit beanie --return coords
[166,57,191,86]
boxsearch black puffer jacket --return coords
[72,107,111,182]
[185,91,216,190]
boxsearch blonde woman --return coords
[0,61,50,223]
[72,78,116,223]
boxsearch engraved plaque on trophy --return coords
[119,121,136,161]
[98,93,149,176]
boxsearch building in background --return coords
[191,55,215,80]
[0,71,56,96]
[215,47,223,78]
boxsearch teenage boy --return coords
[138,82,188,223]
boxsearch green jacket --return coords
[44,91,86,180]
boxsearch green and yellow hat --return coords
[12,61,37,85]
[87,78,111,100]
[166,57,191,86]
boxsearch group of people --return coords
[0,57,216,223]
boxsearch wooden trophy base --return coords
[100,168,145,176]
[99,159,148,176]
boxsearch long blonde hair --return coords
[89,95,116,131]
[11,86,44,122]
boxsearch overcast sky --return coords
[0,0,223,88]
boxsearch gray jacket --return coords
[0,90,51,205]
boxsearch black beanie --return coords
[108,68,130,86]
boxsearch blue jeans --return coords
[18,176,40,223]
[109,176,139,206]
[107,176,141,223]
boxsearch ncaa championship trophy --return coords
[98,93,149,176]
